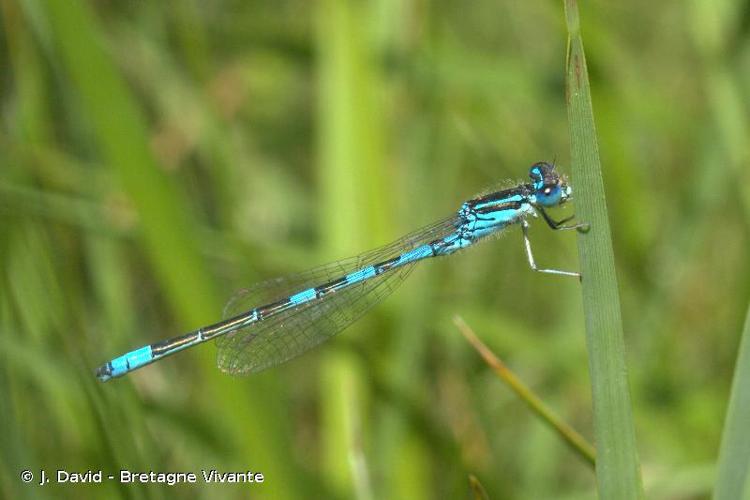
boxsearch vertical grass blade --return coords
[41,3,301,497]
[713,303,750,500]
[42,0,219,323]
[317,0,384,497]
[562,1,644,497]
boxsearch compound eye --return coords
[543,187,552,195]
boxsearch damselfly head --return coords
[528,162,572,207]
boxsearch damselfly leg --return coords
[537,207,590,233]
[520,219,582,280]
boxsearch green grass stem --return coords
[455,316,596,468]
[563,1,644,497]
[713,302,750,500]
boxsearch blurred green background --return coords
[1,0,749,498]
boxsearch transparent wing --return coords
[215,216,460,375]
[219,216,460,320]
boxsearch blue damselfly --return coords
[96,162,588,381]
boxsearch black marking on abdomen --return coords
[256,298,293,320]
[374,256,400,275]
[314,276,348,297]
[473,200,522,215]
[152,331,199,356]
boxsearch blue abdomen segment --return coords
[345,265,376,284]
[97,346,153,381]
[289,288,317,305]
[397,244,433,265]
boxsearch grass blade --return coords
[563,1,644,497]
[713,302,750,500]
[455,316,596,468]
[468,474,490,500]
[41,2,301,497]
[42,0,220,324]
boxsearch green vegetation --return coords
[564,1,643,496]
[1,0,748,498]
[714,305,750,500]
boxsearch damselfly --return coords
[96,162,588,382]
